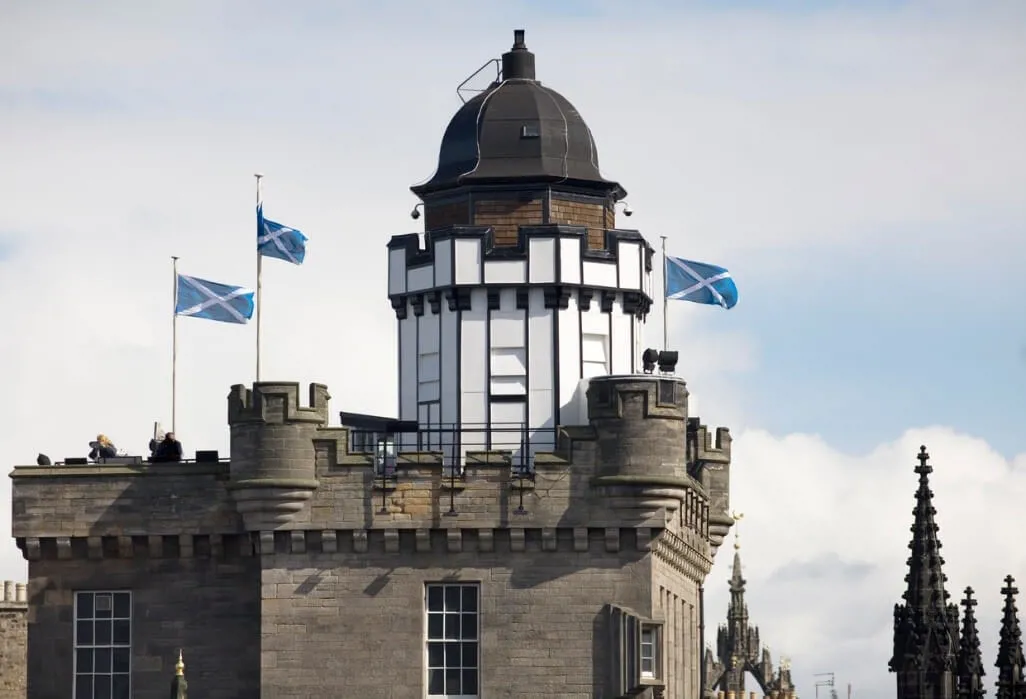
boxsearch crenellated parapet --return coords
[0,580,26,607]
[227,382,334,531]
[11,379,724,569]
[689,418,733,556]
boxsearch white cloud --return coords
[706,427,1026,698]
[1,2,1025,697]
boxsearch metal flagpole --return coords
[255,173,264,382]
[171,255,179,433]
[660,235,668,350]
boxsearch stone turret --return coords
[226,382,330,529]
[587,375,692,520]
[689,417,733,556]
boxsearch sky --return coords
[1,1,1025,696]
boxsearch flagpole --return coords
[171,255,179,434]
[660,235,668,350]
[255,173,264,382]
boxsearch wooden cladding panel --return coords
[473,198,544,246]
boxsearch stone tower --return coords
[890,446,961,699]
[9,30,735,699]
[390,29,652,461]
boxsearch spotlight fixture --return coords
[642,348,659,374]
[642,348,679,375]
[657,350,679,374]
[410,203,424,220]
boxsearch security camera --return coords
[623,205,633,217]
[410,206,421,220]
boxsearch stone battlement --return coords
[227,382,331,425]
[0,580,26,606]
[11,377,732,576]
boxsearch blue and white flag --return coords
[175,274,255,324]
[665,256,739,309]
[257,203,307,265]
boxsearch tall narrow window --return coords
[426,583,480,698]
[641,627,656,678]
[74,591,132,699]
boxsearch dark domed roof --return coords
[412,30,625,199]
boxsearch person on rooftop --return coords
[88,434,117,462]
[151,432,183,462]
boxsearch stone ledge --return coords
[9,461,230,479]
[16,527,670,560]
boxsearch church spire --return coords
[958,587,985,699]
[890,445,959,699]
[995,576,1025,699]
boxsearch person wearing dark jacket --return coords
[88,434,118,461]
[150,432,183,462]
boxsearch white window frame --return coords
[73,590,133,699]
[425,582,480,699]
[640,620,665,686]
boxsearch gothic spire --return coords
[958,587,986,699]
[995,576,1025,699]
[890,445,959,698]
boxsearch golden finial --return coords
[175,649,185,676]
[731,511,745,550]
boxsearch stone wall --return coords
[26,558,259,699]
[0,580,28,699]
[259,532,653,698]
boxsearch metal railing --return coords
[347,421,557,476]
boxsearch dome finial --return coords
[502,28,535,81]
[175,649,185,676]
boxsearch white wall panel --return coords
[556,294,581,419]
[440,303,459,462]
[407,265,433,293]
[490,401,526,452]
[582,260,617,288]
[460,288,488,454]
[617,241,641,290]
[633,316,645,374]
[417,314,440,403]
[454,238,481,285]
[528,238,556,283]
[434,239,453,287]
[559,237,581,284]
[610,297,633,375]
[399,314,417,425]
[581,304,610,379]
[388,248,407,295]
[484,259,526,284]
[490,290,526,396]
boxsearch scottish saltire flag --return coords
[257,203,307,265]
[175,274,255,324]
[665,256,739,309]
